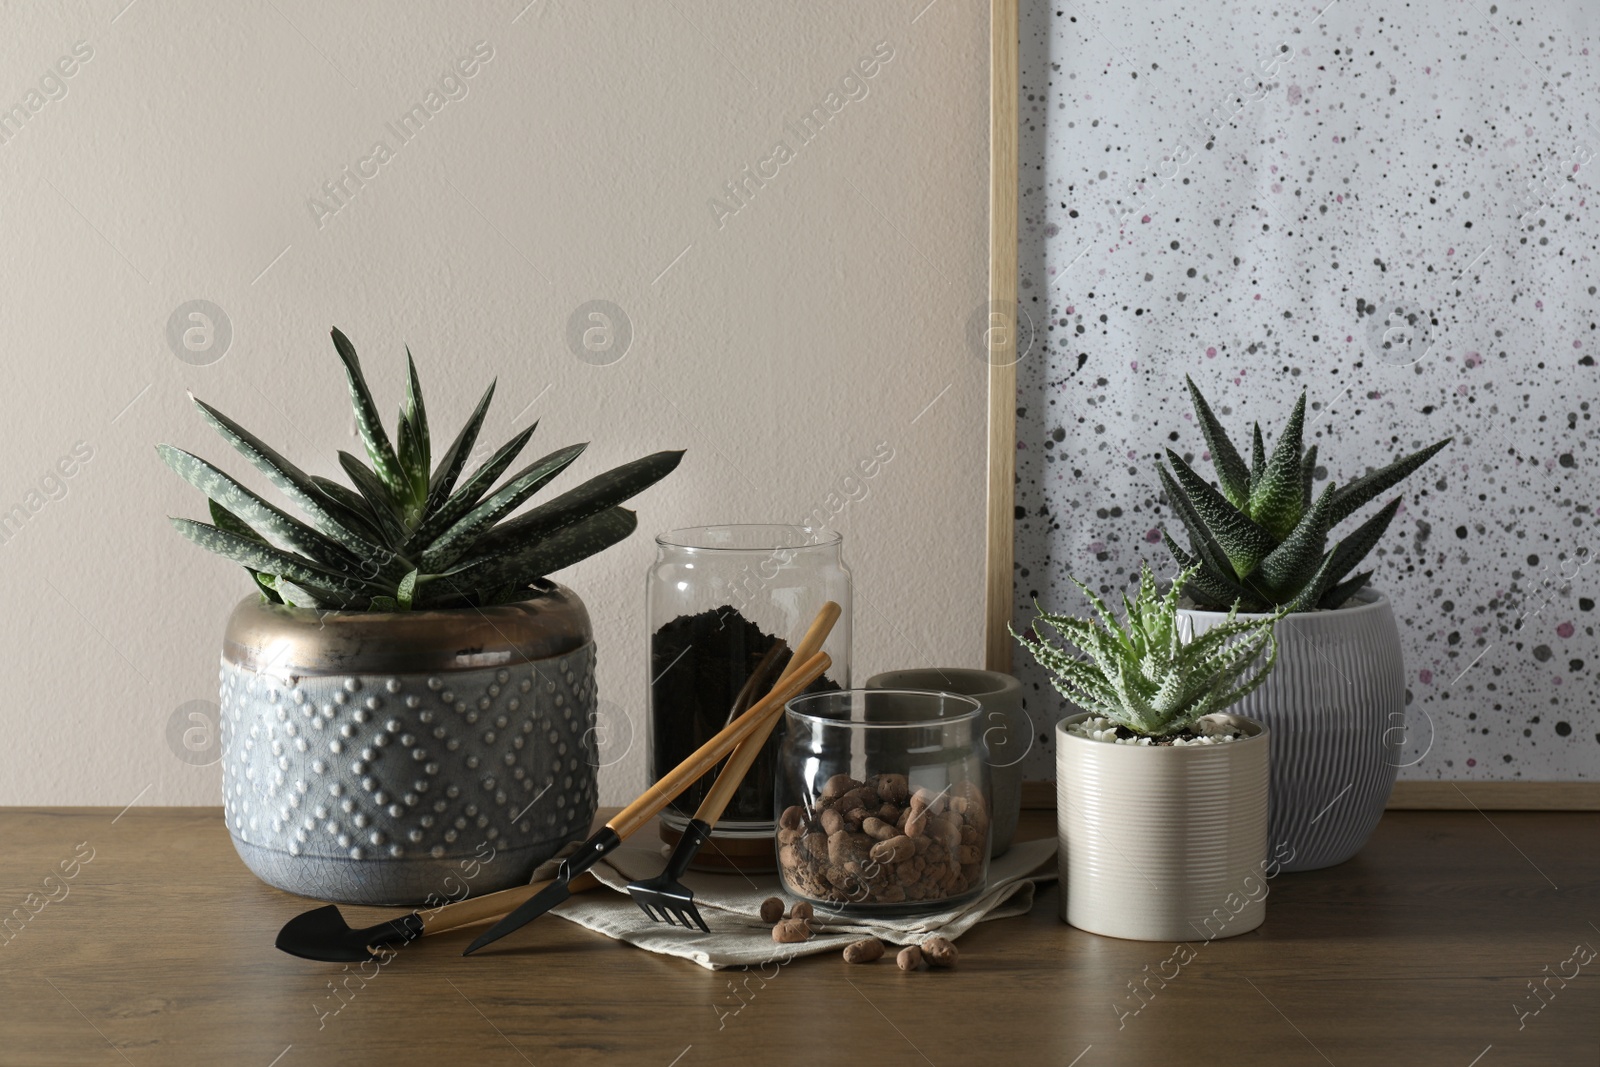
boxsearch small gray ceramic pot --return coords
[219,581,599,905]
[864,668,1025,857]
[1056,712,1270,941]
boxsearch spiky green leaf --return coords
[188,395,386,559]
[404,348,429,472]
[159,445,363,568]
[1165,449,1276,577]
[1012,622,1123,718]
[397,569,419,610]
[1163,531,1263,610]
[1328,437,1451,526]
[308,475,387,544]
[1284,549,1344,612]
[426,380,495,507]
[397,409,427,515]
[1255,483,1336,596]
[1197,627,1278,715]
[1247,391,1307,540]
[1300,443,1318,512]
[338,451,408,547]
[417,442,587,572]
[272,573,371,610]
[1158,464,1244,586]
[425,506,636,606]
[168,517,374,594]
[1319,570,1373,610]
[1184,377,1252,507]
[1322,496,1402,591]
[1249,422,1266,495]
[253,571,285,603]
[407,424,540,552]
[330,327,406,500]
[208,498,260,542]
[469,449,685,562]
[207,500,284,603]
[1032,609,1121,677]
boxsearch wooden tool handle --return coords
[607,650,831,840]
[694,601,841,823]
[417,872,602,936]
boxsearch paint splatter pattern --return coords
[1012,0,1595,781]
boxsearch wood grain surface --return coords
[0,806,1594,1065]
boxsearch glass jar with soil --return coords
[648,525,851,872]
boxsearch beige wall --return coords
[0,1,991,805]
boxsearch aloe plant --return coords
[1158,377,1450,612]
[1013,564,1280,737]
[158,327,683,611]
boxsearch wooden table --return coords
[1,807,1595,1066]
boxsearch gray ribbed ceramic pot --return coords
[219,581,599,905]
[1178,591,1404,872]
[1056,712,1270,941]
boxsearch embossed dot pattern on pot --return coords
[220,642,598,901]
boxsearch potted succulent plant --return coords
[1015,564,1281,941]
[1157,377,1449,871]
[159,327,682,904]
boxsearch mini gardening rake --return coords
[624,600,842,932]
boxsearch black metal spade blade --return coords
[275,904,426,963]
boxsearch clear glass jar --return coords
[647,525,852,857]
[776,689,990,916]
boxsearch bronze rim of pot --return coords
[223,579,592,675]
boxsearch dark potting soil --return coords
[651,606,841,824]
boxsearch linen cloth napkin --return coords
[526,829,1058,970]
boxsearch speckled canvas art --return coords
[1012,0,1595,782]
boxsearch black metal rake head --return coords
[625,819,711,933]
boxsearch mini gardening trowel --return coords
[275,871,604,962]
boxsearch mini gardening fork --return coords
[627,601,842,933]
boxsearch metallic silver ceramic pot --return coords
[219,580,598,905]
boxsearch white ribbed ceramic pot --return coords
[1178,591,1404,873]
[1055,713,1269,941]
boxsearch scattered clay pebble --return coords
[921,936,959,968]
[772,918,812,944]
[789,901,814,922]
[843,938,885,964]
[896,945,927,971]
[759,897,785,924]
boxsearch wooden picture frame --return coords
[983,0,1019,676]
[981,0,1593,812]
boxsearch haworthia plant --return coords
[159,327,683,610]
[1012,563,1282,737]
[1159,376,1450,612]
